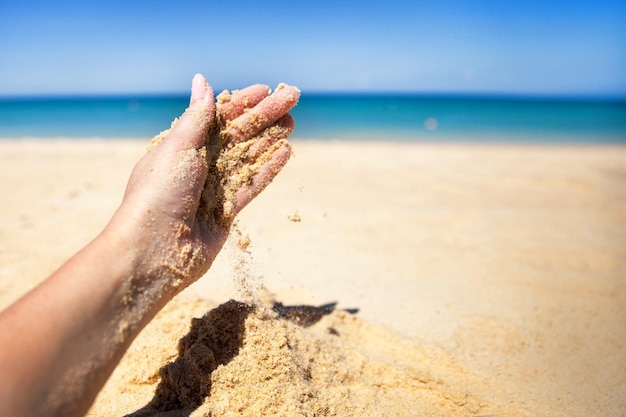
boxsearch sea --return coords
[1,94,625,142]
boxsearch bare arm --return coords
[0,74,299,417]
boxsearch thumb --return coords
[165,74,216,151]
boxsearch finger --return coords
[216,84,270,122]
[164,74,216,152]
[232,143,292,215]
[245,114,295,162]
[223,84,300,144]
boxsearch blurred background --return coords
[1,0,625,140]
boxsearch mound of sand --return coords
[88,294,523,417]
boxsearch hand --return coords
[106,74,300,295]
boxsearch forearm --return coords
[0,229,170,417]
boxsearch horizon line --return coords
[1,90,625,102]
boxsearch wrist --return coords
[94,223,178,331]
[101,207,202,301]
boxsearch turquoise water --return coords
[0,94,625,142]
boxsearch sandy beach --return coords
[0,139,624,416]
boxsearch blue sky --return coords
[0,0,624,96]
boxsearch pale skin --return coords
[0,74,300,417]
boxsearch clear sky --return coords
[0,0,624,96]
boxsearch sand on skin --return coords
[0,139,624,416]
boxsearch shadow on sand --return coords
[126,300,358,417]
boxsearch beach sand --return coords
[0,139,624,416]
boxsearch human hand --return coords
[106,74,300,295]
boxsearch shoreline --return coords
[2,134,626,144]
[1,139,624,416]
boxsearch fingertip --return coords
[274,141,293,165]
[160,75,215,151]
[259,141,292,180]
[250,83,271,93]
[232,142,292,216]
[190,74,205,103]
[190,73,213,105]
[278,113,295,131]
[225,85,300,143]
[217,84,272,122]
[273,83,301,107]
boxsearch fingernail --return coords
[191,74,207,103]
